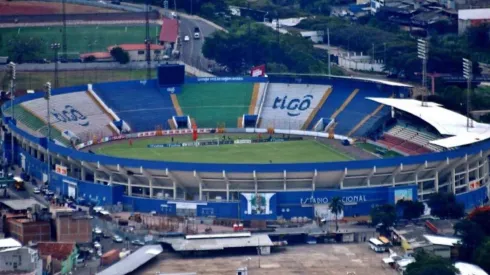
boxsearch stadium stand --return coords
[3,105,67,144]
[92,80,177,132]
[377,124,444,155]
[259,83,330,130]
[178,82,254,128]
[22,91,115,141]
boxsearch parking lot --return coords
[137,243,398,275]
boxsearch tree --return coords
[110,46,130,64]
[370,204,396,234]
[468,206,490,236]
[474,239,490,274]
[454,220,486,262]
[467,24,490,50]
[7,36,46,63]
[405,250,458,275]
[83,55,96,63]
[329,197,344,232]
[396,199,425,220]
[427,192,465,219]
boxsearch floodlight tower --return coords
[463,58,474,131]
[8,62,16,165]
[44,82,52,186]
[145,0,151,80]
[417,39,429,107]
[51,43,61,88]
[62,0,68,60]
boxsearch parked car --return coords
[131,240,145,246]
[113,235,123,243]
[93,241,101,249]
[184,35,190,42]
[93,227,102,235]
[33,188,40,194]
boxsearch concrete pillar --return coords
[93,170,97,183]
[415,173,418,185]
[199,181,202,201]
[434,171,439,192]
[367,178,371,187]
[340,180,344,189]
[451,169,456,194]
[465,163,470,188]
[226,183,230,201]
[476,161,480,180]
[128,177,132,196]
[392,176,396,187]
[109,174,113,185]
[81,167,86,181]
[36,149,41,159]
[284,181,287,190]
[173,181,177,199]
[149,178,153,198]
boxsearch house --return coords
[458,8,490,34]
[36,242,77,275]
[52,209,92,244]
[159,18,178,47]
[0,237,21,250]
[108,44,165,62]
[0,246,43,275]
[8,219,51,245]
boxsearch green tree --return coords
[427,192,465,219]
[405,250,458,275]
[468,207,490,236]
[396,200,425,220]
[110,47,129,64]
[467,24,490,50]
[7,37,45,63]
[474,239,490,274]
[329,197,344,232]
[370,204,396,234]
[454,220,486,262]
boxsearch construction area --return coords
[137,243,397,275]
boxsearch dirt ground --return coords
[0,0,118,15]
[137,243,398,275]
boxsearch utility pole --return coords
[327,28,331,76]
[463,58,473,131]
[44,82,52,186]
[8,62,16,166]
[145,0,151,80]
[51,43,60,88]
[417,39,429,107]
[62,0,67,60]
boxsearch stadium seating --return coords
[92,80,177,132]
[259,83,330,129]
[22,91,115,141]
[178,82,254,128]
[378,124,444,155]
[3,105,67,144]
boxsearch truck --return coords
[101,249,120,266]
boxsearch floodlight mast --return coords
[417,39,429,107]
[463,58,473,131]
[8,62,16,166]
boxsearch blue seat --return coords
[92,80,177,132]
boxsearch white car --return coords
[93,227,102,235]
[93,241,101,249]
[113,235,123,243]
[33,188,40,194]
[184,35,190,42]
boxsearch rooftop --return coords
[80,52,112,60]
[107,43,164,52]
[458,8,490,20]
[0,198,45,211]
[159,18,178,43]
[423,235,461,247]
[368,98,490,148]
[37,242,76,261]
[161,234,273,252]
[425,219,457,236]
[0,238,22,249]
[96,245,163,275]
[454,262,489,275]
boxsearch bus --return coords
[369,238,386,252]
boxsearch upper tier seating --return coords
[22,91,114,140]
[93,80,177,132]
[178,82,254,128]
[386,125,443,152]
[259,83,330,130]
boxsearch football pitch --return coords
[94,135,353,163]
[0,24,161,58]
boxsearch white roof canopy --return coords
[368,98,490,148]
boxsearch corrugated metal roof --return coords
[0,198,45,210]
[159,18,178,43]
[96,245,163,275]
[0,238,22,249]
[458,8,490,20]
[161,234,273,252]
[423,235,461,247]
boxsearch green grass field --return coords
[0,24,160,58]
[356,142,402,158]
[95,135,352,163]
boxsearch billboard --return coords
[241,193,276,215]
[251,64,266,77]
[394,188,414,202]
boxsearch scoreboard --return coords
[157,64,185,87]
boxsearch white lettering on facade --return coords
[300,195,367,205]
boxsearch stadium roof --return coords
[96,245,163,275]
[0,198,46,211]
[159,18,178,43]
[368,98,490,148]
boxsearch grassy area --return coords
[95,135,351,163]
[0,24,161,58]
[0,69,154,91]
[356,142,402,158]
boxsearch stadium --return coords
[2,64,488,221]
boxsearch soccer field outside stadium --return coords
[0,24,161,58]
[94,135,353,163]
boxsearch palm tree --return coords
[329,197,344,232]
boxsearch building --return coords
[458,8,490,34]
[0,246,43,275]
[0,237,22,250]
[52,209,92,243]
[159,18,178,47]
[8,219,51,245]
[108,44,165,62]
[36,242,77,275]
[454,262,489,275]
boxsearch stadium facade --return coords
[2,75,488,221]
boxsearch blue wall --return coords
[456,186,488,210]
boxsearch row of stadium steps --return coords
[22,91,116,141]
[92,80,177,132]
[178,82,254,128]
[3,105,68,145]
[387,125,443,152]
[259,83,330,129]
